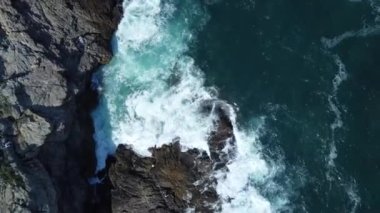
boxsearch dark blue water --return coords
[193,0,380,212]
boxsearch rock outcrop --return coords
[1,1,238,212]
[0,0,121,212]
[108,100,237,212]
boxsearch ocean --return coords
[92,0,380,212]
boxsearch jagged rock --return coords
[108,99,237,212]
[109,142,219,213]
[0,182,30,213]
[202,99,237,169]
[15,110,50,158]
[0,0,122,212]
[0,140,57,213]
[2,1,237,212]
[18,69,67,107]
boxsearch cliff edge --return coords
[0,0,121,212]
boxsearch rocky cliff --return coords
[0,0,121,212]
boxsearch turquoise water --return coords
[92,0,380,212]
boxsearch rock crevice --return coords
[0,0,121,212]
[1,1,239,212]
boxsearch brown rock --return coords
[108,99,237,212]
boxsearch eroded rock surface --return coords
[1,1,239,212]
[109,100,236,212]
[0,0,121,212]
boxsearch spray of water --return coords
[92,0,288,211]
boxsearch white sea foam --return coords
[92,0,287,212]
[215,119,286,212]
[321,25,380,49]
[326,56,347,174]
[369,0,380,21]
[319,2,378,208]
[322,0,380,49]
[345,180,361,213]
[325,56,361,212]
[114,57,216,156]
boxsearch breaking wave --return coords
[92,0,288,212]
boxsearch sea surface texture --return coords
[92,0,380,212]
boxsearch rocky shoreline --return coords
[107,99,236,212]
[1,1,238,212]
[0,0,121,212]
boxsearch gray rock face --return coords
[0,0,121,212]
[2,1,238,212]
[16,110,51,157]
